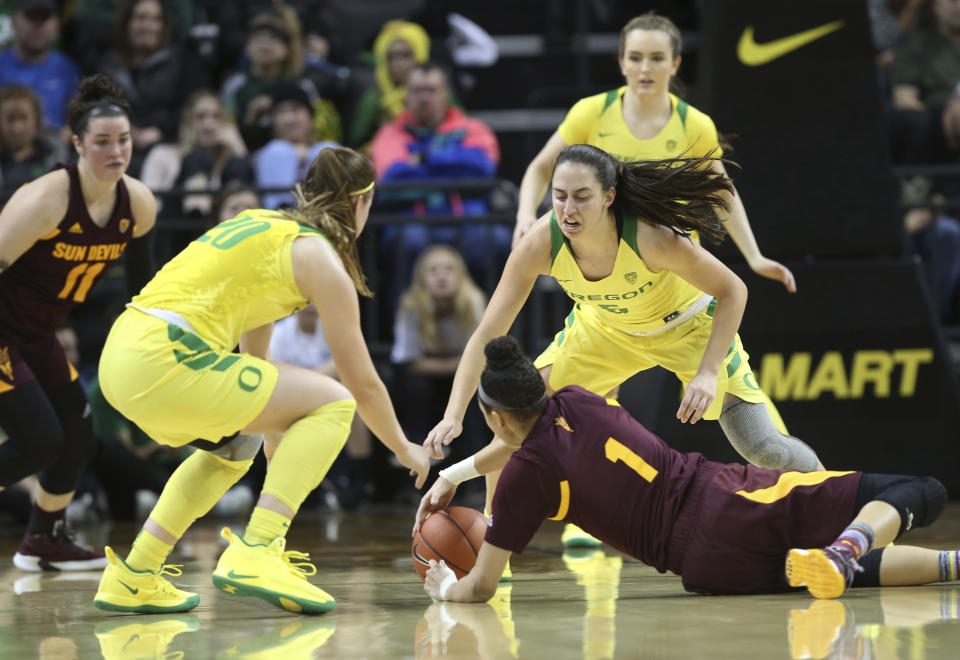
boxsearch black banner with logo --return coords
[629,260,960,492]
[697,0,901,260]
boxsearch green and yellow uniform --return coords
[534,212,780,426]
[558,89,721,163]
[99,210,319,447]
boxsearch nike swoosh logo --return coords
[737,21,844,66]
[597,131,614,138]
[118,580,138,595]
[227,569,258,579]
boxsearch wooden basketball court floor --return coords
[6,504,960,659]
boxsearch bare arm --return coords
[710,160,796,293]
[425,220,552,453]
[424,542,510,603]
[126,177,158,238]
[514,131,567,246]
[0,170,69,273]
[292,236,429,486]
[641,224,748,423]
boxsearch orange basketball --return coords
[412,506,487,581]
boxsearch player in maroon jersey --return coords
[0,75,156,571]
[417,336,953,601]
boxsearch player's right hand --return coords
[413,476,457,536]
[425,419,462,459]
[398,441,431,489]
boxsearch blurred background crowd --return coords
[0,0,958,531]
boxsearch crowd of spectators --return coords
[2,0,959,525]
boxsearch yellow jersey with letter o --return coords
[132,210,320,350]
[558,89,721,162]
[548,211,704,334]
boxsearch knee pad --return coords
[872,476,947,538]
[852,548,885,588]
[718,399,821,472]
[0,384,64,486]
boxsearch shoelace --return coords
[281,550,317,580]
[154,565,186,594]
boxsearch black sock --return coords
[26,503,65,536]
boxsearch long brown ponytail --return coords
[285,147,375,296]
[554,144,733,244]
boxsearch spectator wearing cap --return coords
[95,0,208,171]
[371,62,510,292]
[256,83,337,210]
[0,0,79,129]
[221,7,325,152]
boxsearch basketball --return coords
[412,506,488,581]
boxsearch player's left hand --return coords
[677,374,716,424]
[425,559,457,600]
[413,477,457,536]
[749,256,797,293]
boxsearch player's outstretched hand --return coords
[413,476,457,536]
[425,559,457,600]
[677,373,716,424]
[749,255,797,293]
[398,441,432,489]
[425,418,462,459]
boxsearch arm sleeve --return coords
[124,229,156,300]
[557,96,597,146]
[484,459,552,554]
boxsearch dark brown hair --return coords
[284,147,375,296]
[0,84,42,147]
[479,336,547,422]
[112,0,172,63]
[66,74,133,138]
[554,144,732,244]
[618,12,682,59]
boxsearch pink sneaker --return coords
[13,524,108,572]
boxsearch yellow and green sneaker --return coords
[561,524,602,549]
[499,560,512,583]
[93,547,199,613]
[95,614,200,659]
[211,528,335,615]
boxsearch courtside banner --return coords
[698,0,900,260]
[643,260,960,491]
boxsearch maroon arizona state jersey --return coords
[486,386,716,572]
[0,164,135,342]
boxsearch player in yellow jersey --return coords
[92,147,431,615]
[422,144,823,573]
[514,13,794,294]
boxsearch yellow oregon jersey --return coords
[549,211,704,333]
[558,89,721,162]
[133,210,318,350]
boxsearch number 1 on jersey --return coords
[604,437,658,483]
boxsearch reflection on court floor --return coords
[4,507,960,659]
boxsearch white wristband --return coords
[438,456,480,485]
[437,572,458,600]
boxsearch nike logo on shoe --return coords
[737,21,844,66]
[118,580,139,595]
[227,569,258,579]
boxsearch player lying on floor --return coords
[415,336,955,602]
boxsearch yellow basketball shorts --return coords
[534,303,784,427]
[98,308,278,447]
